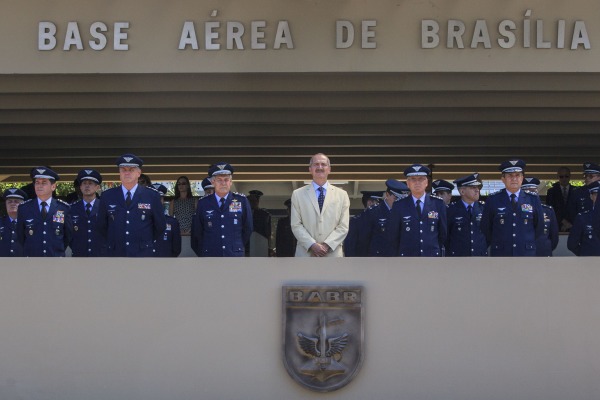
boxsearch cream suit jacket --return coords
[290,183,350,257]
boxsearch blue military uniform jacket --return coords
[537,204,559,256]
[97,185,166,257]
[16,198,72,257]
[480,189,545,256]
[567,210,600,256]
[393,194,447,257]
[155,215,182,257]
[193,192,253,257]
[0,216,23,257]
[566,186,592,224]
[446,200,488,257]
[69,199,107,257]
[344,211,369,257]
[364,203,398,257]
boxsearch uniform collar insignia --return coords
[123,157,133,162]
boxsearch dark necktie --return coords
[219,197,226,211]
[126,191,132,206]
[41,201,48,219]
[562,186,568,203]
[317,187,325,213]
[510,193,517,211]
[416,199,422,219]
[467,205,473,220]
[11,219,16,231]
[85,202,92,216]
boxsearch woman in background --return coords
[169,176,197,235]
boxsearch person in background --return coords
[521,177,559,256]
[0,188,27,257]
[169,175,197,235]
[247,189,272,254]
[152,183,182,257]
[69,169,107,257]
[568,181,600,256]
[65,178,82,203]
[344,191,383,257]
[545,166,575,231]
[201,177,215,196]
[138,174,152,187]
[275,199,297,257]
[566,162,600,225]
[431,179,454,206]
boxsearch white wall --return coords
[0,257,598,400]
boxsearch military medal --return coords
[208,221,212,228]
[141,214,145,221]
[29,229,33,236]
[56,229,60,235]
[406,227,410,231]
[500,219,504,224]
[74,226,79,231]
[431,226,435,232]
[589,235,593,239]
[458,227,462,231]
[524,219,528,224]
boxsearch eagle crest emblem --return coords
[217,164,227,170]
[123,157,133,162]
[36,168,46,174]
[85,170,93,175]
[283,285,364,392]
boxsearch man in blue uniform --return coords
[201,177,215,196]
[480,160,545,256]
[363,179,407,256]
[16,167,72,257]
[344,191,383,257]
[566,162,600,225]
[446,173,488,257]
[151,184,181,257]
[394,164,447,257]
[431,179,454,206]
[520,177,559,256]
[0,188,27,257]
[568,181,600,256]
[69,169,107,257]
[193,162,253,257]
[97,154,166,257]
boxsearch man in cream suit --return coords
[291,153,350,257]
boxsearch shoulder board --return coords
[71,199,82,206]
[478,200,485,205]
[233,192,246,197]
[57,199,70,206]
[21,199,33,205]
[488,190,502,196]
[430,194,444,201]
[542,204,553,209]
[148,186,161,194]
[578,210,591,216]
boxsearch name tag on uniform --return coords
[53,211,65,224]
[428,211,438,219]
[521,204,533,213]
[229,199,242,213]
[138,203,151,209]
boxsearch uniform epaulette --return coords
[542,203,553,209]
[199,194,210,200]
[21,198,33,205]
[478,200,485,205]
[577,210,591,216]
[430,194,444,201]
[71,199,82,206]
[57,199,70,206]
[233,192,246,197]
[488,190,502,196]
[148,186,161,195]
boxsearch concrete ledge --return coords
[0,257,598,400]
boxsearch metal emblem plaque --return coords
[282,285,364,392]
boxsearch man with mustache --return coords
[290,153,350,257]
